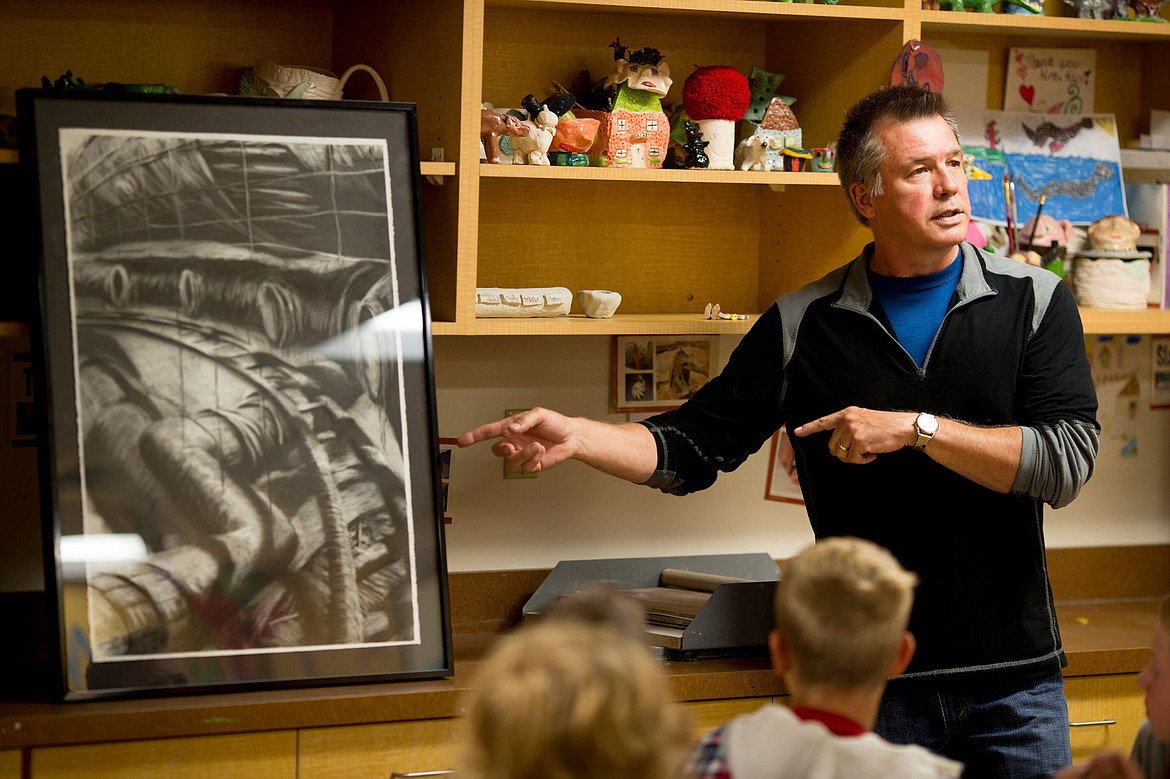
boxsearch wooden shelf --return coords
[431,312,757,336]
[420,161,456,178]
[429,308,1170,337]
[485,0,907,20]
[921,9,1170,39]
[1080,307,1170,335]
[478,164,839,186]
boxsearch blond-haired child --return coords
[684,536,963,778]
[457,616,692,779]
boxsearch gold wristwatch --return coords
[913,413,938,451]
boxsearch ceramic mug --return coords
[812,147,836,173]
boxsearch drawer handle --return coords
[390,772,456,778]
[1069,719,1118,727]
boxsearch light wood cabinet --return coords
[0,751,19,779]
[298,719,459,779]
[29,731,297,779]
[686,696,776,738]
[2,0,1169,338]
[1066,674,1147,764]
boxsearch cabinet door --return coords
[299,719,457,779]
[1066,674,1146,764]
[686,697,774,739]
[31,731,296,779]
[0,750,20,779]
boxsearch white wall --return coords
[435,334,1170,573]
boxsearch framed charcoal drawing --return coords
[17,89,452,699]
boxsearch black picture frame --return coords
[17,89,452,700]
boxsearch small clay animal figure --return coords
[1063,0,1114,18]
[683,120,709,169]
[735,136,773,172]
[510,104,558,166]
[1129,0,1168,17]
[480,109,530,164]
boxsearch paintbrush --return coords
[1003,174,1015,254]
[1010,178,1019,255]
[1027,194,1047,251]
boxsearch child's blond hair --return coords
[458,620,692,779]
[775,536,918,688]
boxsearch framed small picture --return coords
[1153,335,1170,409]
[765,428,804,504]
[612,335,718,412]
[19,88,452,699]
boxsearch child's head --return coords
[1139,593,1170,740]
[458,620,693,779]
[773,536,918,689]
[540,583,649,642]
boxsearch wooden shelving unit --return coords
[0,0,1167,340]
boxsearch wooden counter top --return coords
[0,597,1159,751]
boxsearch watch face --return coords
[918,413,938,436]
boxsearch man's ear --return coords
[889,632,916,677]
[769,630,793,675]
[850,182,876,221]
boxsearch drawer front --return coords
[1066,674,1146,763]
[31,731,296,779]
[686,697,776,739]
[299,719,458,779]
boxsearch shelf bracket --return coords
[426,147,446,185]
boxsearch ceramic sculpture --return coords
[1071,216,1152,310]
[681,65,751,171]
[576,290,623,318]
[682,120,710,169]
[480,109,530,164]
[475,287,572,318]
[579,39,673,168]
[752,98,802,171]
[889,40,944,92]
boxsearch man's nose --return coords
[937,168,961,195]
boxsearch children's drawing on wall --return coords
[1088,335,1145,457]
[1002,48,1095,115]
[955,107,1125,229]
[1152,336,1170,409]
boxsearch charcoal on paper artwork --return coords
[60,128,420,662]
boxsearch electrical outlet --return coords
[503,408,537,479]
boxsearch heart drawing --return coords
[1019,84,1035,106]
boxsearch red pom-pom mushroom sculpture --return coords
[682,65,751,171]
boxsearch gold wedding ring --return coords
[837,442,849,452]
